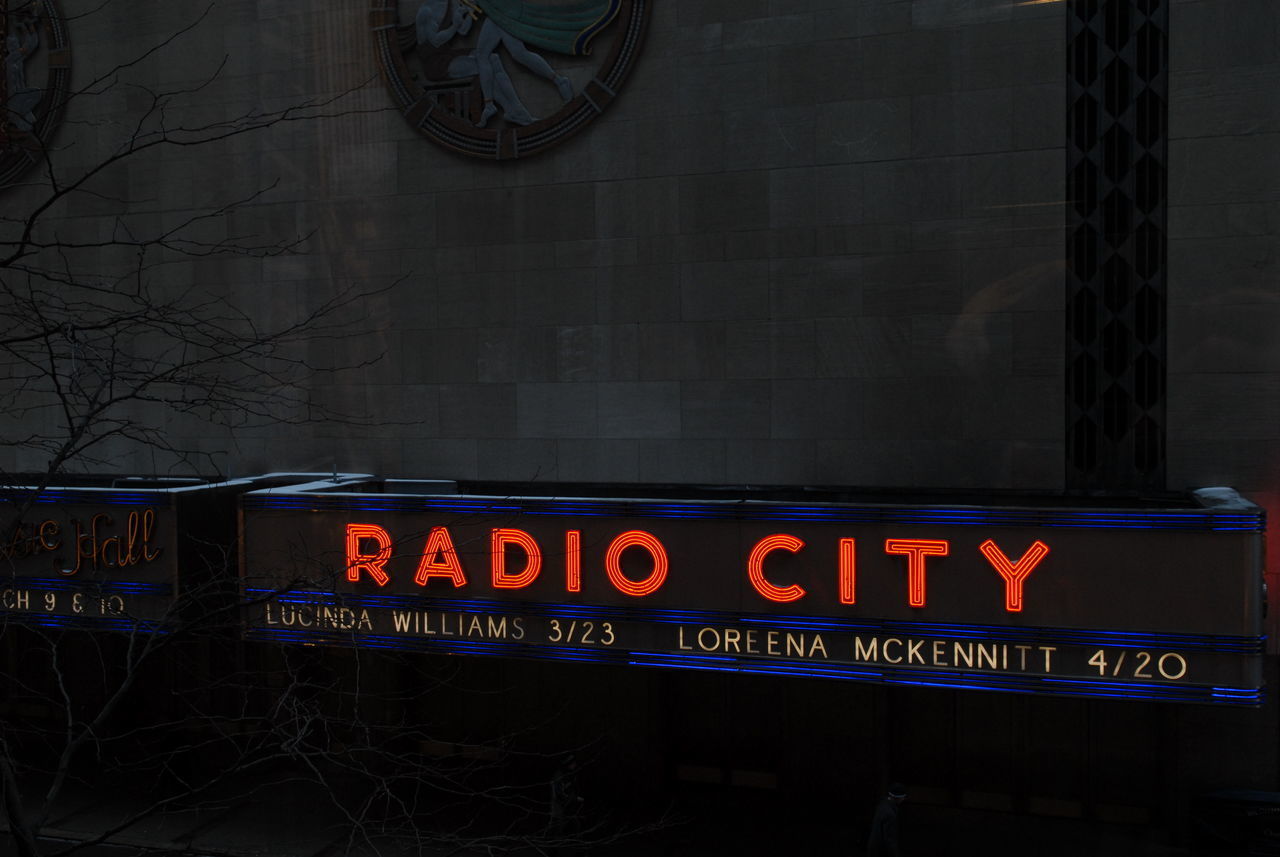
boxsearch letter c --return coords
[746,534,807,603]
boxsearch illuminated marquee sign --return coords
[240,480,1266,705]
[0,478,254,631]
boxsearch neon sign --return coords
[240,482,1266,706]
[344,523,1051,612]
[0,478,252,631]
[0,500,171,627]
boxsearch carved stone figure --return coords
[412,0,620,128]
[375,0,647,159]
[414,0,535,127]
[468,10,574,127]
[4,12,42,133]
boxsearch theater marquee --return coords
[240,480,1265,705]
[0,477,255,631]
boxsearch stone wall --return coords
[16,0,1280,500]
[20,0,1067,489]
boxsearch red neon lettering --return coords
[345,523,392,586]
[978,538,1049,612]
[566,530,581,593]
[746,534,807,603]
[839,538,856,604]
[604,530,668,597]
[413,526,467,587]
[884,539,949,608]
[491,528,542,589]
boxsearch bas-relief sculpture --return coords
[372,0,648,159]
[3,10,42,133]
[0,0,69,189]
[414,0,579,127]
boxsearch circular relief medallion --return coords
[1,0,71,188]
[372,0,649,160]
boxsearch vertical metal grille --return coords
[1066,0,1168,493]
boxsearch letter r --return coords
[345,523,392,586]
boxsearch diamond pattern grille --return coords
[1066,0,1168,492]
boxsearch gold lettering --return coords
[906,639,925,664]
[697,627,719,651]
[723,627,741,653]
[854,636,878,661]
[883,638,903,664]
[1040,646,1056,672]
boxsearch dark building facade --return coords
[1,0,1278,852]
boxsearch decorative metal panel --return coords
[1066,0,1168,492]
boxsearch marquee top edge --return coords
[239,478,1266,532]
